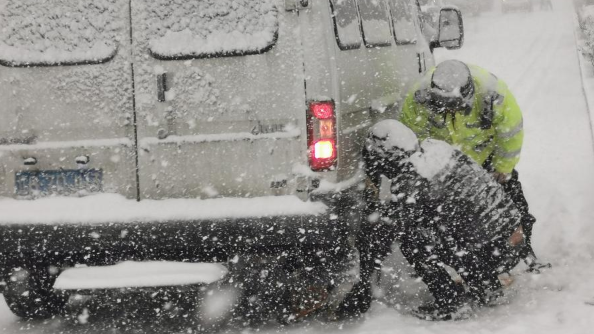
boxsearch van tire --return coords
[3,267,68,319]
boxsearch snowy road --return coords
[2,0,594,333]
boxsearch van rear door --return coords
[130,0,306,200]
[0,0,137,199]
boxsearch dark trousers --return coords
[500,170,537,257]
[355,164,533,305]
[480,153,537,253]
[358,221,517,305]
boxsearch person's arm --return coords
[399,91,429,140]
[491,84,524,175]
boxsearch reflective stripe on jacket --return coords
[400,64,524,174]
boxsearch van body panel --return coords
[0,144,137,199]
[130,0,307,199]
[0,0,446,294]
[0,0,136,199]
[324,0,432,182]
[298,0,339,186]
[0,0,434,203]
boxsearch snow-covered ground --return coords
[283,0,594,332]
[1,0,594,333]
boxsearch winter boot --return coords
[523,250,552,274]
[412,297,472,321]
[474,287,505,307]
[460,272,507,307]
[412,282,471,321]
[334,280,372,319]
[290,284,330,322]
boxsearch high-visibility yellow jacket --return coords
[400,64,524,174]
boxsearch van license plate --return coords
[15,169,103,197]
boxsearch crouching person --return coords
[337,120,525,321]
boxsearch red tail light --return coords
[311,102,334,119]
[308,101,337,171]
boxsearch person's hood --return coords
[366,120,420,158]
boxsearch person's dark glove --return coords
[492,172,511,184]
[524,251,552,274]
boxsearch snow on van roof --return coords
[0,0,124,66]
[138,0,278,59]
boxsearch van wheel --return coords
[3,266,68,319]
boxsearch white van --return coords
[0,0,463,322]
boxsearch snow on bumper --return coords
[0,194,352,272]
[53,261,228,291]
[0,193,327,225]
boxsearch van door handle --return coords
[157,73,168,102]
[75,155,90,165]
[23,157,37,166]
[417,52,426,73]
[285,0,310,11]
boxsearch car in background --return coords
[446,0,481,16]
[502,0,534,13]
[577,0,594,64]
[578,0,594,29]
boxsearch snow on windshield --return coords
[136,0,278,59]
[0,0,124,66]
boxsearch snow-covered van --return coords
[0,0,463,322]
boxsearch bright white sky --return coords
[2,0,594,333]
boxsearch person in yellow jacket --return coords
[335,60,548,320]
[400,59,545,270]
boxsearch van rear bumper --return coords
[0,212,353,269]
[0,190,364,284]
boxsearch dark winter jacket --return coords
[364,138,522,250]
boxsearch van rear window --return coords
[358,0,393,47]
[0,0,123,67]
[390,0,418,44]
[139,0,279,60]
[329,0,362,50]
